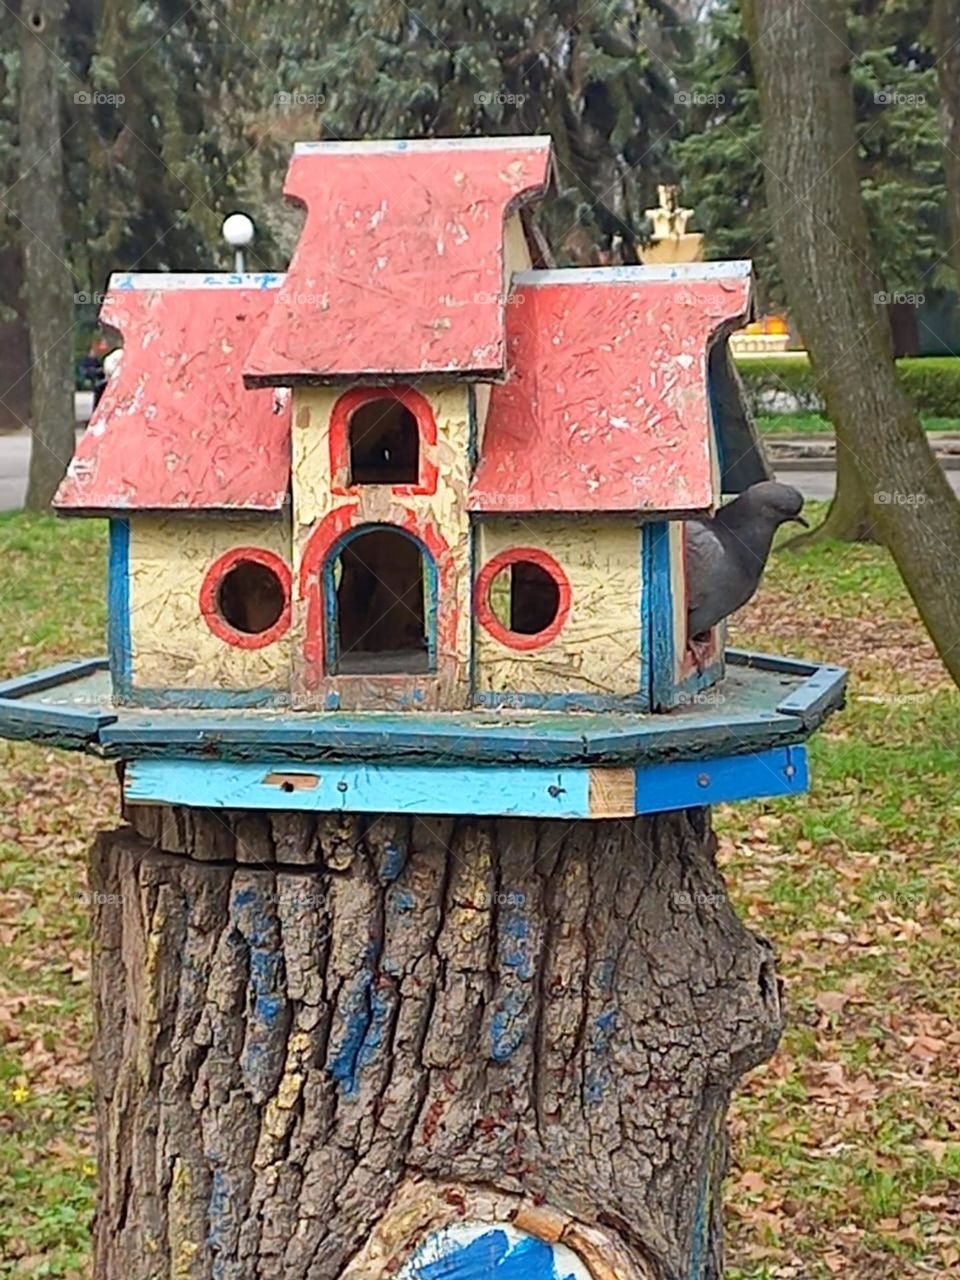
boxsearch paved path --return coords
[2,430,959,512]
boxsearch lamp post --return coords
[222,211,255,273]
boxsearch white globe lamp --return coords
[222,213,255,273]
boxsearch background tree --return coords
[17,0,76,510]
[934,0,960,288]
[742,0,960,687]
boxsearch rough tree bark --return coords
[935,0,960,287]
[18,0,76,511]
[89,805,784,1280]
[743,0,960,687]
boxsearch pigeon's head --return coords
[742,481,809,528]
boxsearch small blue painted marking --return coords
[108,518,132,699]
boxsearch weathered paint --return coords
[55,277,291,513]
[199,546,292,651]
[122,746,808,817]
[397,1223,591,1280]
[647,521,724,711]
[127,515,291,696]
[1,653,848,763]
[108,518,132,698]
[244,138,553,385]
[291,382,472,710]
[469,264,753,515]
[472,518,644,703]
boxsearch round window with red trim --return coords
[200,548,292,650]
[475,548,571,651]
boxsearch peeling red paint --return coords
[244,140,553,385]
[469,273,752,515]
[55,285,291,512]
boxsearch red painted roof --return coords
[468,264,753,514]
[55,277,291,512]
[244,138,553,386]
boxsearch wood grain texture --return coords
[127,514,292,695]
[469,268,752,515]
[94,806,783,1279]
[55,279,291,512]
[473,518,644,702]
[244,139,552,384]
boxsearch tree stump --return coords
[89,805,783,1280]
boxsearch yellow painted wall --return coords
[128,515,292,691]
[290,382,472,709]
[474,518,643,698]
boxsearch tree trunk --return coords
[19,0,76,511]
[743,0,960,686]
[935,0,960,288]
[89,805,784,1280]
[792,435,879,545]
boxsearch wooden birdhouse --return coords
[1,136,845,820]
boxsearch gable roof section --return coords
[468,263,754,515]
[244,137,554,387]
[55,274,291,513]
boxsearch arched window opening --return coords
[348,397,419,485]
[333,528,429,674]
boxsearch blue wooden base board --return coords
[124,744,808,819]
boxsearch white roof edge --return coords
[513,262,753,286]
[107,271,286,292]
[293,136,552,156]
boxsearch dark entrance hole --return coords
[217,559,286,634]
[489,559,561,636]
[334,528,429,674]
[348,397,419,484]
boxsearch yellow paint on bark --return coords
[474,519,643,697]
[128,515,292,691]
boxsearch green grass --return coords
[755,411,960,435]
[0,511,959,1278]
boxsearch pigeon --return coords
[684,482,808,655]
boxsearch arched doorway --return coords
[325,525,434,675]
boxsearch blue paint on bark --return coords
[328,971,374,1096]
[415,1229,575,1278]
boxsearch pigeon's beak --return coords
[792,515,809,528]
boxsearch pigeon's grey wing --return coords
[684,519,730,636]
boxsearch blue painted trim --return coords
[124,686,289,710]
[0,657,107,699]
[124,745,808,818]
[321,523,439,675]
[108,518,132,699]
[473,690,652,712]
[126,759,594,818]
[638,518,651,705]
[646,521,675,709]
[635,744,807,814]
